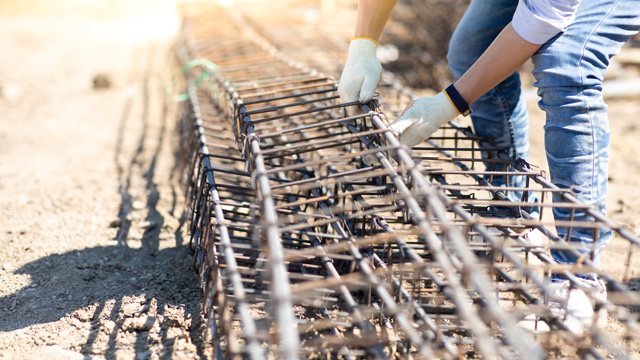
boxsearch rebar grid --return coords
[176,2,640,359]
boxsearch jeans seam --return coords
[577,0,621,206]
[494,84,517,159]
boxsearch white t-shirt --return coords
[512,0,582,44]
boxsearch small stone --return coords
[122,302,149,317]
[74,309,92,322]
[109,219,121,228]
[71,318,83,328]
[162,317,184,329]
[92,73,111,89]
[99,319,116,333]
[123,316,155,332]
[132,201,145,210]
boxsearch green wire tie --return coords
[167,58,219,102]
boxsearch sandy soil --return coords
[0,1,639,359]
[0,4,212,359]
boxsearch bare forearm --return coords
[454,23,541,104]
[354,0,398,40]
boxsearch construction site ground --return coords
[1,2,639,359]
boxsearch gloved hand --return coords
[389,91,460,149]
[338,38,382,115]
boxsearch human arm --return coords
[389,23,542,148]
[455,23,541,104]
[338,0,398,107]
[354,0,398,41]
[390,0,584,148]
[457,0,582,102]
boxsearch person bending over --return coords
[338,0,640,332]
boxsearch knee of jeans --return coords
[536,83,606,117]
[539,84,608,163]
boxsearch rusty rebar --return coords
[176,2,640,359]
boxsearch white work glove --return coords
[389,91,459,149]
[338,38,382,115]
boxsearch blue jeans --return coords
[447,0,640,266]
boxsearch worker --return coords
[338,0,640,332]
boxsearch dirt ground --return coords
[0,3,212,359]
[1,1,639,360]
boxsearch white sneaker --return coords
[519,278,607,333]
[549,279,594,333]
[519,228,543,247]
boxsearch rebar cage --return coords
[175,2,640,359]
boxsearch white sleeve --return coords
[512,0,582,44]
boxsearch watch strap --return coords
[444,83,472,116]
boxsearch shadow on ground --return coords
[0,40,207,357]
[0,243,207,358]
